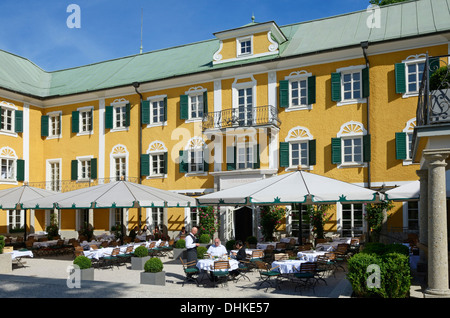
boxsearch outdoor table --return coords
[230,248,257,257]
[271,259,308,274]
[7,250,34,268]
[315,243,336,251]
[297,250,327,262]
[33,240,59,248]
[196,258,239,271]
[280,237,297,243]
[256,242,277,250]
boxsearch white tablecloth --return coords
[272,260,307,274]
[83,241,155,259]
[196,259,239,271]
[7,250,34,260]
[256,242,277,250]
[297,250,327,262]
[280,237,297,243]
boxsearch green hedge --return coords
[197,246,207,259]
[144,257,163,273]
[0,235,5,254]
[73,255,92,269]
[175,239,186,249]
[347,243,412,298]
[134,245,149,258]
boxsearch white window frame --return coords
[77,106,94,136]
[285,126,314,171]
[47,111,62,139]
[46,158,62,192]
[402,55,426,98]
[148,207,165,232]
[342,136,363,165]
[237,36,253,57]
[7,209,24,232]
[336,65,367,106]
[337,121,367,169]
[285,71,312,111]
[402,118,417,165]
[236,142,255,170]
[146,141,167,179]
[110,144,129,181]
[0,102,16,136]
[0,146,18,184]
[77,155,94,182]
[184,137,207,177]
[147,95,167,127]
[184,87,206,123]
[340,203,365,237]
[232,78,257,127]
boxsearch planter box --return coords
[80,268,95,281]
[0,253,12,274]
[131,256,150,270]
[172,248,186,260]
[140,271,165,286]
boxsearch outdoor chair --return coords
[256,261,281,292]
[314,255,332,284]
[275,242,287,252]
[73,246,84,259]
[117,245,134,264]
[211,260,231,288]
[274,253,288,261]
[291,262,318,293]
[180,257,200,287]
[101,248,121,269]
[349,238,360,255]
[325,252,344,272]
[233,260,251,283]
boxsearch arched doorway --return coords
[234,206,253,242]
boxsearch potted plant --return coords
[131,245,150,270]
[246,236,258,248]
[73,255,94,281]
[172,238,186,260]
[199,233,211,247]
[140,257,165,286]
[0,235,11,274]
[197,246,208,259]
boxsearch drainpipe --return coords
[361,41,371,190]
[133,82,143,229]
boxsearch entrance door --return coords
[234,207,253,242]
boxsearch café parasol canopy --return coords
[196,170,382,206]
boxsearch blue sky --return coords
[0,0,372,71]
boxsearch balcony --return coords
[202,105,281,131]
[417,53,450,126]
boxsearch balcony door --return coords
[237,87,254,127]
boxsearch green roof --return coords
[1,0,449,99]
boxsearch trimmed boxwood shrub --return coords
[73,255,92,269]
[199,234,211,244]
[246,236,258,246]
[175,239,186,249]
[348,242,412,298]
[134,245,149,258]
[144,257,164,273]
[225,240,236,251]
[197,246,207,259]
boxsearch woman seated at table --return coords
[230,240,246,278]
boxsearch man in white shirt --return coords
[207,238,228,258]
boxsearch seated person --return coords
[207,238,228,258]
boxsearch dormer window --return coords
[238,36,253,57]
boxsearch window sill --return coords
[0,180,18,185]
[76,131,94,137]
[46,135,62,140]
[146,174,168,179]
[146,122,167,129]
[185,172,208,177]
[402,160,419,166]
[337,162,368,169]
[284,105,312,112]
[285,165,313,171]
[185,118,203,124]
[402,92,419,99]
[337,98,367,107]
[0,131,18,137]
[110,127,129,133]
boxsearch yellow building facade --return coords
[0,1,447,242]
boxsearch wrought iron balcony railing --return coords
[202,105,281,131]
[417,53,450,126]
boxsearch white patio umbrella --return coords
[196,171,382,206]
[21,179,196,210]
[384,170,450,201]
[0,184,57,240]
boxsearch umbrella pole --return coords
[23,209,27,241]
[298,203,303,246]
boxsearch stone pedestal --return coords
[0,254,12,274]
[140,271,165,286]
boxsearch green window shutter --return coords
[203,91,208,115]
[140,154,150,176]
[331,138,342,164]
[15,110,23,133]
[307,76,316,105]
[253,144,260,169]
[395,63,406,94]
[226,146,236,171]
[163,97,168,122]
[179,150,188,173]
[16,159,25,182]
[71,160,78,181]
[163,152,168,174]
[141,100,150,125]
[89,109,93,131]
[105,106,113,129]
[308,139,316,166]
[279,80,289,108]
[395,132,407,160]
[72,111,79,133]
[41,115,49,137]
[279,142,290,168]
[59,113,62,134]
[362,67,370,98]
[125,103,131,127]
[90,158,97,179]
[363,134,371,162]
[331,72,341,102]
[180,95,189,120]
